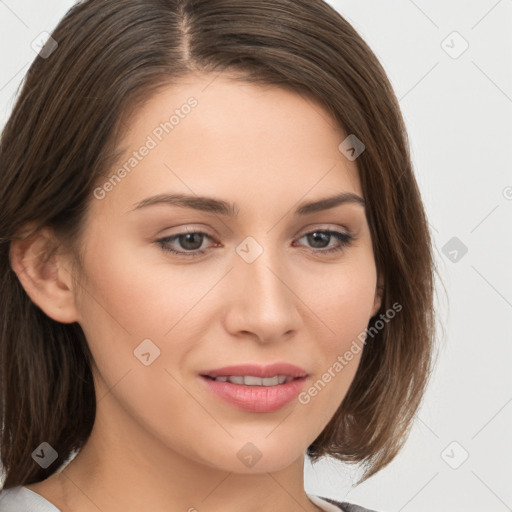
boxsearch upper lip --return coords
[200,363,308,379]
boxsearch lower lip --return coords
[200,376,307,412]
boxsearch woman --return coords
[0,1,436,511]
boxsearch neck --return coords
[36,376,323,512]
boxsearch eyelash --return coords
[156,229,354,259]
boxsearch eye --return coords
[156,228,354,259]
[157,230,215,258]
[294,229,354,254]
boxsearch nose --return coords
[222,243,302,343]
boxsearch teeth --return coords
[212,375,294,386]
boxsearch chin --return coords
[191,436,307,475]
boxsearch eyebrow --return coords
[129,191,365,216]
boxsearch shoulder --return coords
[0,485,62,512]
[315,494,381,512]
[2,487,379,512]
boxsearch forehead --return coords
[94,72,362,216]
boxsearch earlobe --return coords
[9,226,81,324]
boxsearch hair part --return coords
[0,0,436,488]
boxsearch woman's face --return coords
[70,72,381,474]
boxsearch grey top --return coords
[0,487,61,512]
[0,486,379,512]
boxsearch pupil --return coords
[180,233,203,250]
[308,231,329,248]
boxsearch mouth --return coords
[201,374,296,386]
[199,363,308,412]
[200,362,308,380]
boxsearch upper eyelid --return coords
[161,222,352,237]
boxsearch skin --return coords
[12,72,382,512]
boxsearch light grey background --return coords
[1,1,511,511]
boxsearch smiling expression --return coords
[68,71,382,473]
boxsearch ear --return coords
[370,272,384,317]
[9,224,81,324]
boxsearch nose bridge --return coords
[227,235,299,340]
[242,246,282,297]
[238,237,286,303]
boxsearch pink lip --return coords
[199,363,308,413]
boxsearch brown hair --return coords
[0,0,436,489]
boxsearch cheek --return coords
[299,256,376,411]
[77,232,203,339]
[74,232,222,395]
[310,255,377,343]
